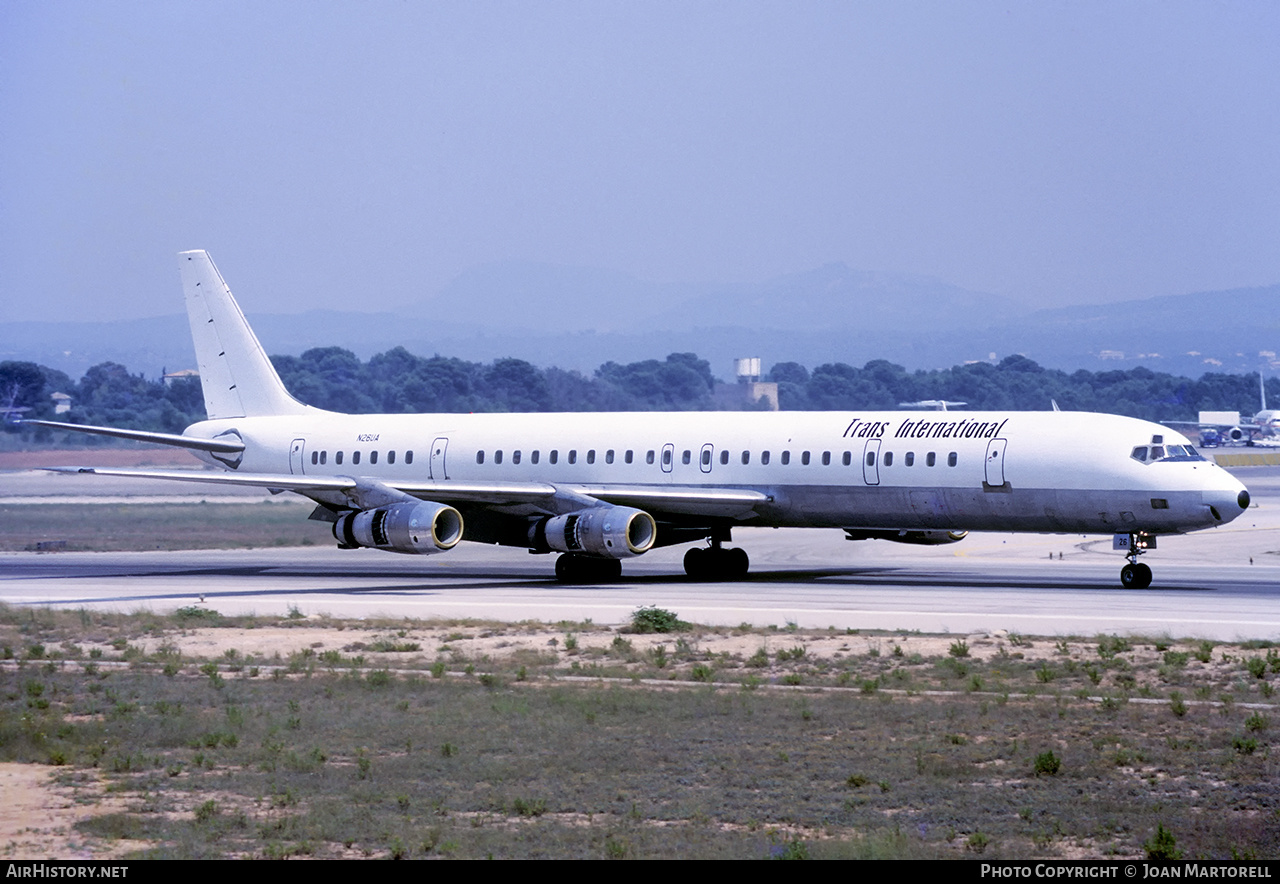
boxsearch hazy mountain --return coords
[2,264,1276,381]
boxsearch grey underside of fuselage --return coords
[413,483,1214,543]
[767,484,1207,534]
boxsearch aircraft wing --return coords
[43,467,770,519]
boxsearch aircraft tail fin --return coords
[179,250,309,419]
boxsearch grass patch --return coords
[2,607,1277,859]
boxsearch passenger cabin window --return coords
[883,452,893,466]
[493,450,502,464]
[822,451,831,466]
[405,450,413,464]
[842,451,852,466]
[663,449,672,466]
[568,450,577,464]
[587,450,595,464]
[531,450,539,464]
[905,452,915,466]
[926,452,936,467]
[781,451,790,465]
[477,451,485,464]
[370,451,378,465]
[801,451,811,465]
[947,452,957,467]
[741,451,750,465]
[606,450,614,464]
[311,451,318,465]
[720,451,729,465]
[387,451,395,464]
[761,451,770,465]
[625,450,634,464]
[682,450,692,465]
[701,449,712,466]
[866,452,875,467]
[512,450,521,464]
[353,451,361,465]
[336,451,343,465]
[550,450,558,464]
[646,450,655,464]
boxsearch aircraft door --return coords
[985,438,1007,487]
[289,439,306,475]
[862,438,881,485]
[660,443,674,474]
[430,437,449,480]
[699,443,714,474]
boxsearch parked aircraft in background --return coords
[25,252,1250,589]
[1164,373,1279,447]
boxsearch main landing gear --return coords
[683,539,750,581]
[1118,532,1154,589]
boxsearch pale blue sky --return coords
[2,1,1278,322]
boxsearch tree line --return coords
[2,347,1275,445]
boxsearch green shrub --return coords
[629,606,689,634]
[1033,750,1061,776]
[1144,823,1181,860]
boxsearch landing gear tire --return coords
[1120,562,1152,589]
[683,546,750,581]
[555,554,622,584]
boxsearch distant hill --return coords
[2,263,1276,380]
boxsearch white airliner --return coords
[27,251,1251,589]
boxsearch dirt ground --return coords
[0,764,145,859]
[0,614,1255,859]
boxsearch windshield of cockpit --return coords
[1131,443,1204,464]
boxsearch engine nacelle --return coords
[334,501,464,555]
[534,506,657,559]
[844,528,968,546]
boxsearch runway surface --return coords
[2,464,1279,640]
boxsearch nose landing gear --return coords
[1117,533,1154,589]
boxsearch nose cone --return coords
[1205,475,1250,526]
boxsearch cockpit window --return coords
[1132,443,1205,464]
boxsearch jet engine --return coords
[843,528,968,545]
[532,506,657,559]
[334,501,464,554]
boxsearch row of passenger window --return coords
[310,449,414,466]
[474,448,960,468]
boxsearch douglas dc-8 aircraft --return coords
[26,251,1251,589]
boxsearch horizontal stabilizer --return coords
[20,420,245,454]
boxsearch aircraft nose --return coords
[1204,477,1250,525]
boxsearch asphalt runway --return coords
[2,464,1279,640]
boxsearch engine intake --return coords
[534,506,657,559]
[334,501,464,555]
[843,528,968,546]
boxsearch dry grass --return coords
[2,605,1278,859]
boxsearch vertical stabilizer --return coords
[178,250,308,419]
